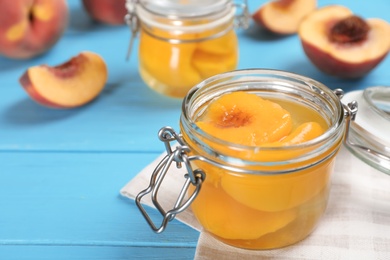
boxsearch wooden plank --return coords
[0,245,196,260]
[0,152,199,259]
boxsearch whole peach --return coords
[82,0,127,25]
[0,0,68,59]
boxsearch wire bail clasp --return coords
[234,0,250,29]
[125,0,140,60]
[135,127,205,233]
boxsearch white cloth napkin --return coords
[120,146,390,259]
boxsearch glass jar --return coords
[342,86,390,174]
[125,0,249,98]
[135,69,388,250]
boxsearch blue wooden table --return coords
[0,0,389,259]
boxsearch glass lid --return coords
[342,86,390,175]
[139,0,231,18]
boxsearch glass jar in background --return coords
[125,0,249,98]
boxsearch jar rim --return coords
[136,0,235,33]
[181,69,345,154]
[138,0,231,18]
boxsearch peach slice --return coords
[252,0,317,35]
[190,181,297,240]
[138,24,238,98]
[271,122,324,146]
[19,51,108,109]
[220,159,332,212]
[298,5,390,78]
[196,91,293,146]
[193,91,330,212]
[195,92,327,161]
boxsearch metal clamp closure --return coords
[125,0,140,60]
[135,127,205,233]
[234,0,250,29]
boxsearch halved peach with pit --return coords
[298,5,390,78]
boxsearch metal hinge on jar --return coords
[234,0,251,29]
[336,89,390,163]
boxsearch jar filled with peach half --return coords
[125,0,249,98]
[135,69,362,250]
[175,69,348,249]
